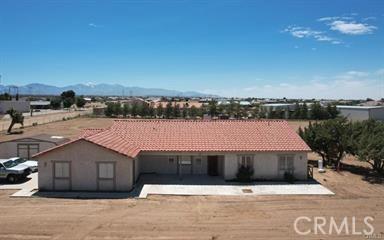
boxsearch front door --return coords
[207,156,219,176]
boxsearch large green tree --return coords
[299,118,352,167]
[353,120,384,173]
[61,90,76,108]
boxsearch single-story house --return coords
[336,105,384,121]
[0,134,70,159]
[33,120,311,192]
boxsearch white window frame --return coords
[278,155,295,172]
[168,156,175,164]
[237,155,254,168]
[97,162,115,180]
[53,161,70,179]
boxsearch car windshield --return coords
[3,160,19,168]
[14,158,26,164]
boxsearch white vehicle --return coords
[9,157,38,172]
[0,159,31,183]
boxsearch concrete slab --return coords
[138,183,334,198]
[11,188,38,197]
[136,174,334,198]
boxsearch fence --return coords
[0,109,92,132]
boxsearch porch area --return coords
[133,174,334,198]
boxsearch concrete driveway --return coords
[0,172,38,197]
[136,174,334,198]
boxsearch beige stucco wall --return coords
[224,152,308,180]
[35,140,134,191]
[0,141,56,158]
[139,154,214,175]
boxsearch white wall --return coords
[0,100,30,114]
[370,108,384,121]
[338,108,370,121]
[0,141,56,158]
[139,154,178,174]
[224,152,308,180]
[35,140,134,191]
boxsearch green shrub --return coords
[284,172,295,183]
[236,166,254,182]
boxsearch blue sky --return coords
[0,0,383,99]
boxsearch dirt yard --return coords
[0,117,383,239]
[0,164,383,240]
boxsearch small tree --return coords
[61,90,76,108]
[292,102,301,119]
[122,104,130,118]
[156,104,164,118]
[326,104,339,119]
[140,103,149,117]
[354,120,384,173]
[165,102,173,119]
[300,103,308,119]
[76,97,86,108]
[208,100,218,117]
[6,109,24,134]
[190,105,198,118]
[131,102,139,117]
[50,98,62,109]
[299,118,352,167]
[105,103,114,117]
[182,105,188,118]
[148,105,155,118]
[173,104,181,118]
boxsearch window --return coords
[17,144,39,159]
[54,162,70,178]
[195,158,202,165]
[238,155,254,168]
[180,156,192,165]
[98,163,115,179]
[168,156,175,164]
[278,155,294,172]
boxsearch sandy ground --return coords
[0,165,382,240]
[0,117,383,239]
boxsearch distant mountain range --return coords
[0,83,214,97]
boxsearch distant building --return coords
[0,134,69,159]
[260,103,296,119]
[239,101,251,106]
[30,100,51,110]
[336,105,384,121]
[0,100,30,114]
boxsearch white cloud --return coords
[317,16,352,22]
[88,23,103,28]
[329,20,377,35]
[318,16,377,35]
[283,26,342,44]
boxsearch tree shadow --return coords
[341,162,383,184]
[308,159,383,184]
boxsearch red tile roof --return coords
[34,120,310,158]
